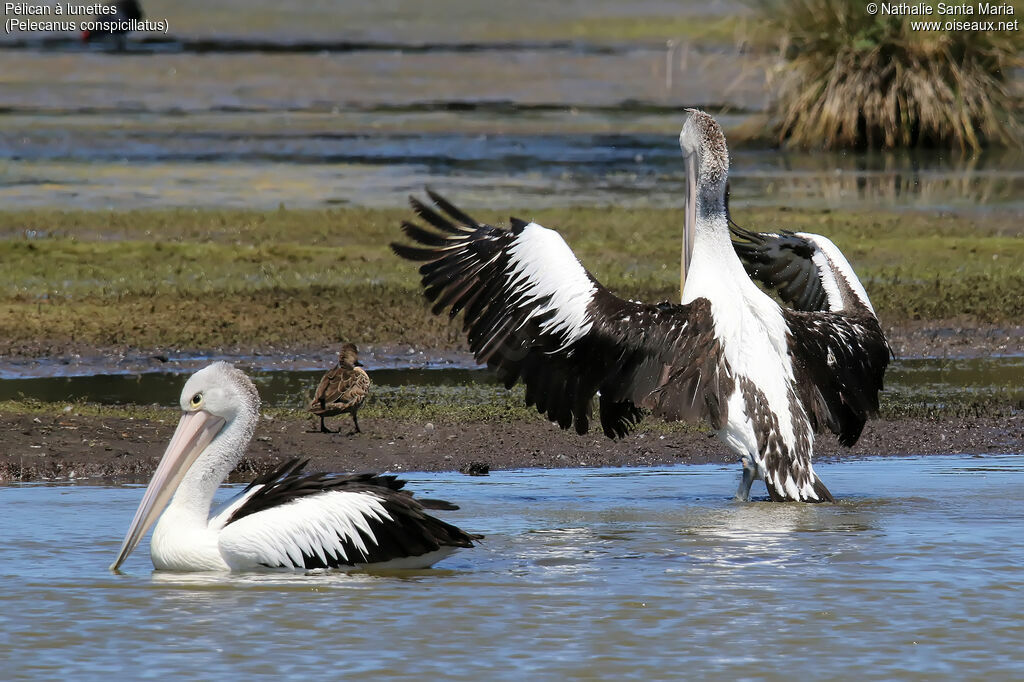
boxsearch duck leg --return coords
[319,416,337,434]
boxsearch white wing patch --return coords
[808,248,846,312]
[207,485,262,532]
[217,491,393,570]
[798,232,875,314]
[506,223,597,348]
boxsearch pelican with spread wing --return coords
[392,109,890,502]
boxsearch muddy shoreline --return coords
[2,409,1019,483]
[2,321,1019,482]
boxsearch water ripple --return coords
[2,455,1023,677]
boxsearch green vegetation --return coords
[0,206,1021,355]
[1,382,1017,427]
[367,386,1020,423]
[0,398,172,421]
[536,14,747,45]
[755,0,1023,150]
[368,384,536,424]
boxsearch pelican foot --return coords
[735,455,758,501]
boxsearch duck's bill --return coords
[109,410,225,572]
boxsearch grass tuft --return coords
[755,0,1023,150]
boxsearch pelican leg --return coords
[735,455,759,502]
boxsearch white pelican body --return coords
[392,110,890,502]
[681,214,807,498]
[111,362,478,572]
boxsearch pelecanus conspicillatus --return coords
[110,362,478,572]
[309,343,371,434]
[391,109,890,502]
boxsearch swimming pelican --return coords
[391,109,890,502]
[110,362,478,572]
[309,343,371,434]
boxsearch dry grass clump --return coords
[756,0,1022,150]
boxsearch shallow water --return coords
[2,356,1021,410]
[2,125,1021,211]
[1,454,1022,678]
[3,25,1021,212]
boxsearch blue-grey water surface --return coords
[1,455,1022,679]
[3,28,1021,212]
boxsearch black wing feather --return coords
[392,192,733,440]
[731,224,829,312]
[226,459,479,569]
[425,187,480,227]
[410,196,472,234]
[785,311,891,446]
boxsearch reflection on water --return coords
[1,44,1019,211]
[1,455,1022,678]
[731,147,1024,213]
[2,129,1020,211]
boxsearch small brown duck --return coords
[309,343,371,434]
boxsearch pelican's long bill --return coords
[680,149,698,301]
[110,410,225,571]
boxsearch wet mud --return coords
[2,407,1020,483]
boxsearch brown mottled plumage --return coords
[309,343,371,434]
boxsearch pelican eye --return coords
[190,393,203,408]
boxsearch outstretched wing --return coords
[392,190,734,439]
[213,459,477,570]
[732,223,890,446]
[785,310,890,446]
[731,224,875,314]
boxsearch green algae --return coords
[0,206,1020,355]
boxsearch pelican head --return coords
[678,108,730,298]
[110,362,260,571]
